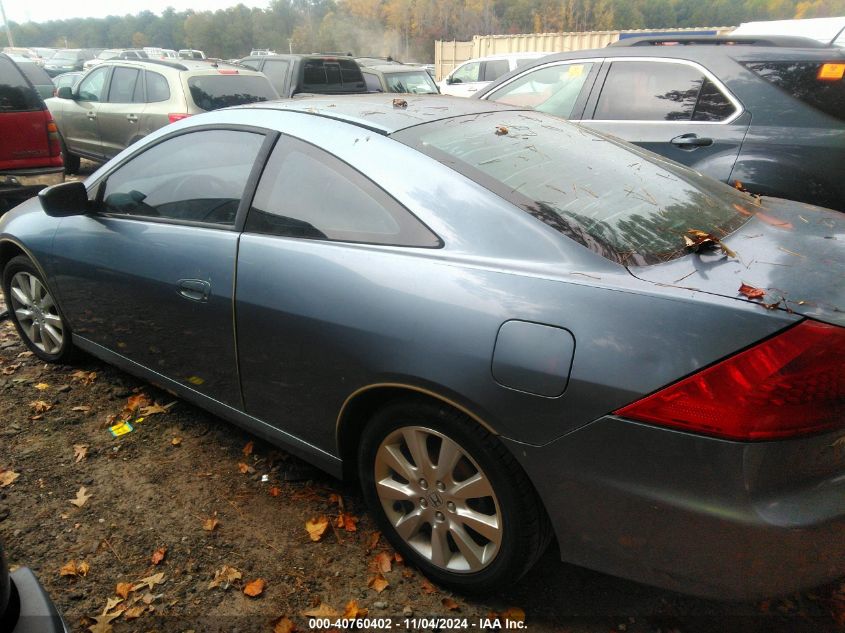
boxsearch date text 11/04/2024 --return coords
[308,617,527,630]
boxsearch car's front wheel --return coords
[358,399,551,593]
[3,255,73,363]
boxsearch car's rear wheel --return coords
[59,135,80,175]
[3,256,73,363]
[358,399,551,593]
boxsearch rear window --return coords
[394,111,753,266]
[51,51,81,62]
[16,62,51,86]
[743,61,845,122]
[0,56,42,112]
[187,74,276,111]
[384,71,438,94]
[301,59,365,93]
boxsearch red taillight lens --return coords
[168,113,191,123]
[217,69,238,74]
[45,117,61,157]
[614,320,845,441]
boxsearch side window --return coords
[363,72,382,92]
[483,59,510,81]
[594,61,713,122]
[0,56,41,111]
[240,60,261,71]
[262,60,289,91]
[101,130,264,225]
[451,61,480,84]
[145,71,170,102]
[246,135,440,247]
[692,78,736,121]
[107,67,140,103]
[77,66,109,102]
[487,62,595,119]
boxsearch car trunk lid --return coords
[628,197,844,327]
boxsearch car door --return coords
[481,59,602,120]
[97,65,145,159]
[235,134,440,450]
[50,127,270,408]
[441,61,483,97]
[583,58,750,182]
[61,65,110,159]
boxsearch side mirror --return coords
[445,75,455,85]
[56,86,75,99]
[38,181,89,217]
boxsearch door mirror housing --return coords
[38,181,89,217]
[56,86,75,99]
[446,75,456,84]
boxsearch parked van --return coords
[732,16,845,46]
[439,52,553,97]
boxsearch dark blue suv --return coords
[475,35,845,212]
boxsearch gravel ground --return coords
[0,162,842,633]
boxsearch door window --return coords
[261,59,289,92]
[246,135,440,247]
[77,66,109,102]
[487,62,595,118]
[363,72,383,92]
[107,67,141,103]
[594,61,734,122]
[483,59,510,81]
[101,129,264,225]
[145,71,170,102]
[451,61,480,84]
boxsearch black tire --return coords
[59,135,80,175]
[2,255,74,363]
[358,399,552,594]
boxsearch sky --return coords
[0,0,270,26]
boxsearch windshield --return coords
[51,51,80,61]
[98,50,119,60]
[394,111,755,266]
[385,71,438,94]
[187,74,277,111]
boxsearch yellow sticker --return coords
[567,65,585,77]
[134,417,145,424]
[186,376,205,385]
[109,421,134,437]
[818,63,845,81]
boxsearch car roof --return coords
[363,64,428,73]
[99,59,262,74]
[239,93,521,134]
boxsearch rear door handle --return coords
[178,279,210,302]
[86,111,97,120]
[670,133,713,149]
[126,114,138,122]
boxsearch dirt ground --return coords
[0,162,843,633]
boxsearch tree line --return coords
[3,0,842,62]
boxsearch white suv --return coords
[439,52,553,97]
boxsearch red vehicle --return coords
[0,53,63,215]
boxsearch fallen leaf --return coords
[238,463,252,474]
[392,98,408,108]
[77,560,91,576]
[72,405,92,412]
[393,552,403,564]
[420,578,437,594]
[208,565,241,590]
[375,551,392,574]
[442,597,460,611]
[738,283,766,300]
[501,607,526,622]
[495,125,509,136]
[243,578,266,597]
[101,596,123,614]
[328,492,344,509]
[301,603,340,618]
[71,370,97,385]
[29,400,52,413]
[343,599,368,620]
[269,486,281,497]
[59,560,80,577]
[337,512,358,532]
[123,605,146,620]
[139,401,173,416]
[203,516,219,532]
[368,573,389,593]
[170,437,182,447]
[125,393,151,411]
[116,582,132,599]
[70,486,92,508]
[34,382,50,391]
[273,616,297,633]
[0,469,19,488]
[16,351,33,358]
[366,531,381,552]
[73,444,88,463]
[684,229,737,259]
[132,572,165,592]
[1,363,21,375]
[150,547,167,565]
[87,614,119,633]
[242,440,254,457]
[305,516,329,542]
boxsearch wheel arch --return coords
[0,239,50,284]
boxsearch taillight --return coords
[217,69,238,74]
[45,117,61,157]
[614,320,845,441]
[168,113,191,123]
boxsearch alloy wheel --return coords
[9,271,64,355]
[373,425,502,573]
